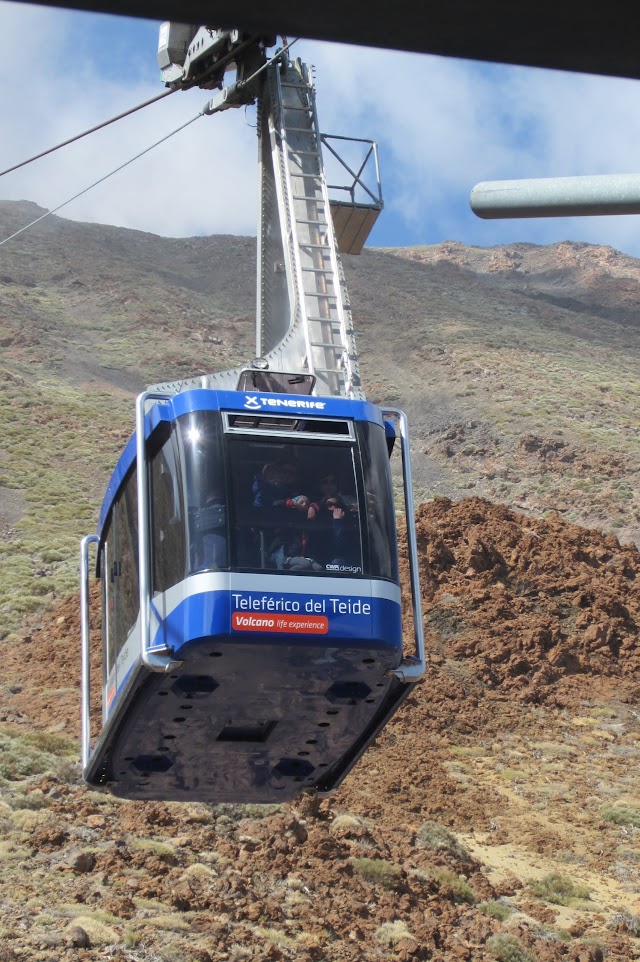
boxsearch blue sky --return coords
[3,1,640,255]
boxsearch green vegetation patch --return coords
[477,900,513,921]
[0,373,132,636]
[487,934,535,962]
[429,867,476,904]
[417,821,471,860]
[375,921,415,947]
[529,872,591,906]
[601,806,640,828]
[0,726,78,783]
[64,915,119,945]
[350,856,402,890]
[253,926,297,949]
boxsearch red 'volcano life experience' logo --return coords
[231,612,328,634]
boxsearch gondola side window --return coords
[102,519,118,686]
[150,432,187,593]
[176,412,229,575]
[113,469,140,648]
[357,421,399,582]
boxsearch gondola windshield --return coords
[148,410,398,590]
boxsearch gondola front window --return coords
[226,434,365,575]
[149,410,398,585]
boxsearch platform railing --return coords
[321,134,382,208]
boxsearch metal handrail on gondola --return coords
[80,533,100,769]
[382,408,426,681]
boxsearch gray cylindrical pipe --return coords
[470,173,640,219]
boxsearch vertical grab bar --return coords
[382,408,426,681]
[80,534,100,771]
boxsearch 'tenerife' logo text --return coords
[243,395,327,411]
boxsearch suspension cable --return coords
[0,110,204,249]
[0,36,296,182]
[0,88,177,180]
[0,40,300,249]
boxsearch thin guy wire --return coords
[237,37,299,90]
[0,88,177,179]
[0,39,299,248]
[0,111,204,249]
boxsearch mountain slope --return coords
[1,201,640,959]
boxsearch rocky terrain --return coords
[0,498,639,961]
[0,200,639,960]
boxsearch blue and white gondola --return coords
[80,387,424,802]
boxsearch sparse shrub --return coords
[533,923,573,943]
[55,759,83,785]
[40,548,66,563]
[23,730,78,756]
[417,821,470,860]
[228,947,253,961]
[529,872,591,905]
[375,921,415,947]
[350,856,401,890]
[8,789,50,811]
[579,937,605,953]
[212,802,284,820]
[0,730,54,781]
[123,929,142,947]
[83,909,120,926]
[254,927,296,948]
[65,916,118,946]
[130,838,178,858]
[498,767,524,783]
[10,809,51,833]
[478,899,513,921]
[147,913,191,932]
[601,806,640,828]
[331,813,367,833]
[487,933,535,962]
[181,863,218,880]
[160,945,187,962]
[609,911,640,936]
[430,867,476,904]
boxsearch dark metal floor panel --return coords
[86,636,409,802]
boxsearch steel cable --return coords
[0,39,299,249]
[0,88,178,180]
[0,110,204,249]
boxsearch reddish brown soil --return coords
[2,498,639,961]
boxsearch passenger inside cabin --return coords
[252,462,322,520]
[193,485,228,570]
[311,473,360,569]
[251,461,323,569]
[313,473,358,517]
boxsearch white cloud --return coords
[306,42,640,252]
[2,4,640,255]
[0,2,258,237]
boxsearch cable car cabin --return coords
[80,388,425,802]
